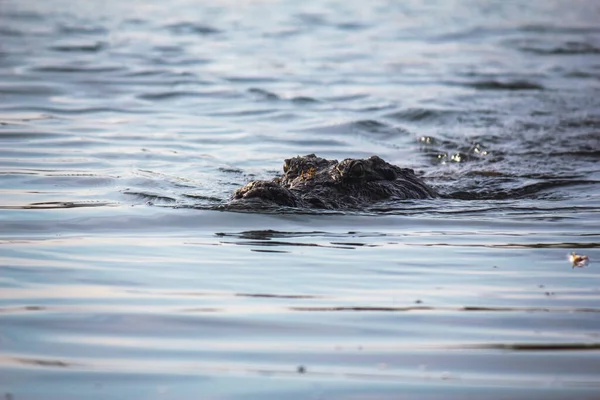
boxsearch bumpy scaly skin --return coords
[231,154,437,209]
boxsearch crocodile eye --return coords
[283,162,289,173]
[349,162,365,178]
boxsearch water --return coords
[1,0,600,398]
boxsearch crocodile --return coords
[230,154,437,209]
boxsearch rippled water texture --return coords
[1,0,600,398]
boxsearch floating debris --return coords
[569,252,590,268]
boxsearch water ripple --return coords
[165,22,221,36]
[50,42,106,53]
[32,64,125,74]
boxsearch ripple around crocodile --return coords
[229,154,438,210]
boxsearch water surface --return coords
[1,0,600,398]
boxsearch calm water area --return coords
[1,0,600,398]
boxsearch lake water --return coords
[1,0,600,398]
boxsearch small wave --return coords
[32,65,124,74]
[148,55,211,67]
[165,22,220,36]
[207,108,277,118]
[122,191,177,204]
[2,10,43,21]
[555,149,600,159]
[0,306,46,313]
[137,90,232,101]
[114,70,208,86]
[520,24,600,35]
[354,119,387,129]
[560,117,600,129]
[0,83,64,96]
[291,96,319,104]
[215,230,328,240]
[218,167,244,174]
[10,357,77,368]
[236,293,323,299]
[463,342,600,351]
[0,27,24,37]
[294,12,328,26]
[1,201,116,210]
[385,108,459,123]
[153,45,184,54]
[50,42,106,53]
[0,105,147,115]
[336,22,367,31]
[290,306,600,314]
[218,238,353,250]
[324,93,369,102]
[328,119,411,139]
[262,28,302,38]
[0,114,56,123]
[247,89,319,105]
[120,69,170,78]
[182,194,223,202]
[466,80,544,90]
[448,179,599,201]
[247,88,280,101]
[57,24,107,35]
[225,76,280,84]
[0,129,68,139]
[430,26,513,42]
[520,41,600,55]
[122,18,147,26]
[565,71,600,79]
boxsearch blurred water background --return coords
[1,0,600,398]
